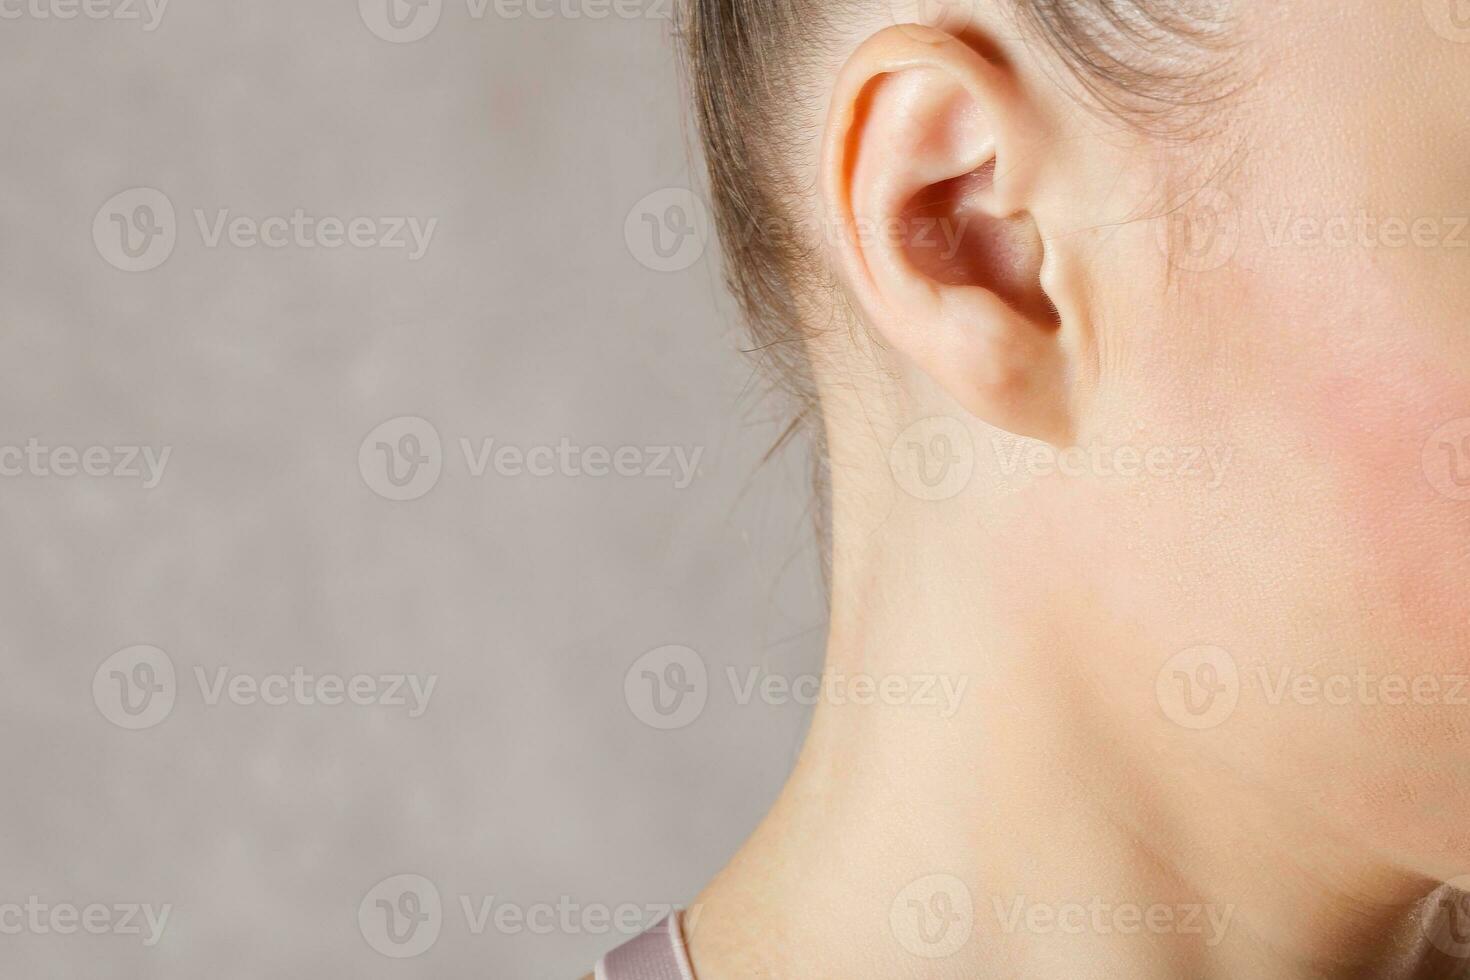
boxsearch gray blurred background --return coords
[0,1,826,975]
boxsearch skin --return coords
[605,0,1470,977]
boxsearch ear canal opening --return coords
[900,169,1061,329]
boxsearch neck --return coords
[687,482,1454,979]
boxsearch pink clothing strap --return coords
[595,912,695,980]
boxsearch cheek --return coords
[1196,236,1470,656]
[1303,346,1470,653]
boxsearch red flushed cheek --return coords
[1306,352,1470,652]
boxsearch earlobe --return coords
[820,25,1075,445]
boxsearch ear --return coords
[820,25,1074,445]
